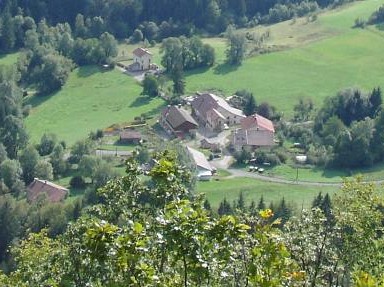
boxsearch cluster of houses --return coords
[29,55,277,202]
[159,92,276,180]
[159,92,275,148]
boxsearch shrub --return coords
[70,176,86,189]
[354,18,366,28]
[273,149,289,164]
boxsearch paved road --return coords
[210,155,234,170]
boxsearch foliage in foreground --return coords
[1,152,384,286]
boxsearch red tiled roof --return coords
[27,178,68,203]
[241,114,275,132]
[132,47,152,57]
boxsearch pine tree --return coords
[276,198,291,226]
[171,66,185,96]
[312,192,323,208]
[218,198,232,215]
[0,9,16,52]
[369,87,382,117]
[244,94,257,116]
[249,200,256,215]
[320,193,334,225]
[237,191,245,211]
[203,199,212,211]
[257,196,266,210]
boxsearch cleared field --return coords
[196,177,339,209]
[0,52,19,66]
[269,162,384,182]
[25,66,165,145]
[185,0,384,117]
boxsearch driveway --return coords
[210,155,233,170]
[196,127,231,145]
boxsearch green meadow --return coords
[0,52,19,66]
[21,0,384,204]
[25,66,165,145]
[24,0,384,143]
[196,177,339,209]
[185,0,384,117]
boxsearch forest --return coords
[0,0,348,41]
[0,153,383,286]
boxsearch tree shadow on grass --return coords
[76,65,102,78]
[213,62,239,75]
[184,66,210,76]
[144,102,167,118]
[129,96,152,107]
[376,23,384,31]
[24,92,55,108]
[311,166,347,179]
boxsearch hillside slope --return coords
[25,66,164,145]
[186,0,384,117]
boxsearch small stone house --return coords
[131,47,152,71]
[200,138,221,152]
[119,129,142,144]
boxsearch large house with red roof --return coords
[27,178,69,203]
[232,114,275,150]
[191,92,245,132]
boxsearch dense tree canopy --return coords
[0,0,338,46]
[0,153,382,286]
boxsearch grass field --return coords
[196,177,339,209]
[24,0,384,144]
[21,0,384,208]
[0,52,19,66]
[25,66,165,145]
[269,162,384,182]
[185,0,384,117]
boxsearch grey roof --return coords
[192,93,244,120]
[163,106,198,129]
[187,146,213,172]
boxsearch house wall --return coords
[176,122,198,133]
[206,114,224,132]
[134,54,152,70]
[232,129,274,151]
[197,167,212,181]
[216,107,243,125]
